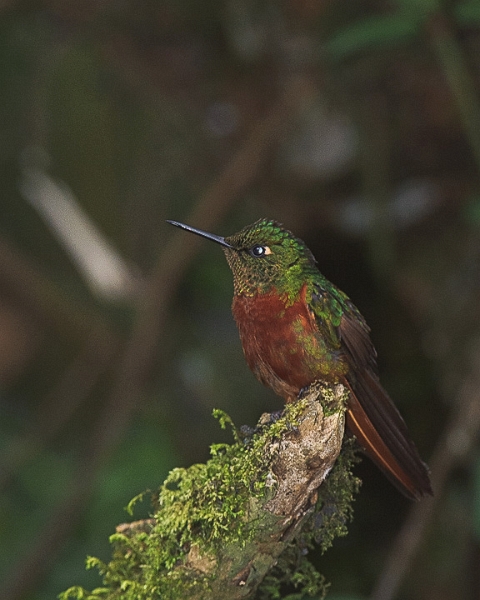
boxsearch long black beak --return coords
[167,220,233,249]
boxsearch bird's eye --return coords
[250,244,271,257]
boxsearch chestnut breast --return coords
[231,284,347,401]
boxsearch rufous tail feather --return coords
[344,378,432,500]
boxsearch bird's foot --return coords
[239,424,256,442]
[239,410,286,443]
[297,386,310,400]
[260,409,299,437]
[258,410,284,426]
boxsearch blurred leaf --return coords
[394,0,439,13]
[456,0,480,25]
[18,448,72,504]
[325,14,420,61]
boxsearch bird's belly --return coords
[232,290,346,400]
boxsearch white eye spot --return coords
[250,245,272,257]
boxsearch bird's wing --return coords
[308,282,432,500]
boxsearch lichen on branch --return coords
[60,382,360,600]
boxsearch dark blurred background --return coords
[1,1,480,599]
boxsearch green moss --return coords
[59,395,358,600]
[309,438,361,552]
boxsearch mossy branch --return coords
[60,382,360,600]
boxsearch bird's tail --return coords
[344,372,432,500]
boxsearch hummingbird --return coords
[167,218,432,500]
